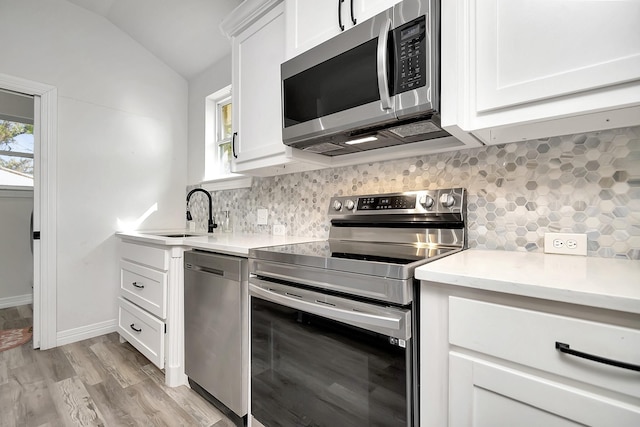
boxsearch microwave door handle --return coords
[377,18,393,110]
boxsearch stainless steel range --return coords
[248,188,467,427]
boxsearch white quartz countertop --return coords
[415,249,640,314]
[116,230,322,257]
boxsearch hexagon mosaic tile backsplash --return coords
[188,126,640,259]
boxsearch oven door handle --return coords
[250,281,410,340]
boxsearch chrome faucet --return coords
[186,188,217,233]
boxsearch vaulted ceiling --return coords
[65,0,243,80]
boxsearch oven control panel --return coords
[358,195,416,211]
[328,188,466,216]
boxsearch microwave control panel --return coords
[393,15,427,95]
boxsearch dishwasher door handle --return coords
[186,263,224,277]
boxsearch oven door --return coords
[249,278,416,427]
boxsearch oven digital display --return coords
[357,195,416,210]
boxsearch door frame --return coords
[0,73,57,350]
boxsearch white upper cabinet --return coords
[221,0,328,177]
[441,0,640,145]
[285,0,401,59]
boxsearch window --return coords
[205,85,233,178]
[0,119,34,188]
[201,85,251,190]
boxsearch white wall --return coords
[0,190,33,307]
[187,54,233,185]
[0,0,188,338]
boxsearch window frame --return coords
[201,85,252,191]
[205,85,233,179]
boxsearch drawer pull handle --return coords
[132,282,144,289]
[130,324,142,333]
[555,341,640,372]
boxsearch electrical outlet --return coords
[544,233,587,256]
[257,208,268,225]
[273,224,286,236]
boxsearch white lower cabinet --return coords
[117,239,186,387]
[449,353,639,427]
[120,259,167,319]
[117,297,165,368]
[420,285,640,426]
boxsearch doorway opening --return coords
[0,91,35,323]
[0,74,58,350]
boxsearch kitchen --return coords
[0,0,639,426]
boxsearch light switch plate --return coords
[257,208,268,225]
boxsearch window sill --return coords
[201,174,253,191]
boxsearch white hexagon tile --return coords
[188,125,640,259]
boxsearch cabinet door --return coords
[231,4,287,173]
[449,353,640,427]
[475,0,640,113]
[285,0,338,59]
[354,0,402,22]
[442,0,640,145]
[285,0,401,59]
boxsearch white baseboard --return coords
[56,319,117,346]
[0,293,33,309]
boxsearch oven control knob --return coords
[332,200,343,211]
[419,195,435,209]
[439,193,455,208]
[344,199,356,211]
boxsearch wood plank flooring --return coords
[0,305,236,427]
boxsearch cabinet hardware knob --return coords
[132,282,144,289]
[130,324,142,333]
[555,341,640,372]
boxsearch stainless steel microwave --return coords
[281,0,447,156]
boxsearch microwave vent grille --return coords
[388,121,442,138]
[301,142,345,154]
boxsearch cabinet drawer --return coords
[449,297,640,399]
[117,297,165,369]
[449,353,640,427]
[120,260,167,319]
[119,240,169,270]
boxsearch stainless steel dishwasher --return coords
[184,249,248,427]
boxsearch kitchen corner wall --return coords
[190,126,639,260]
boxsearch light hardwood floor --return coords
[0,305,236,427]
